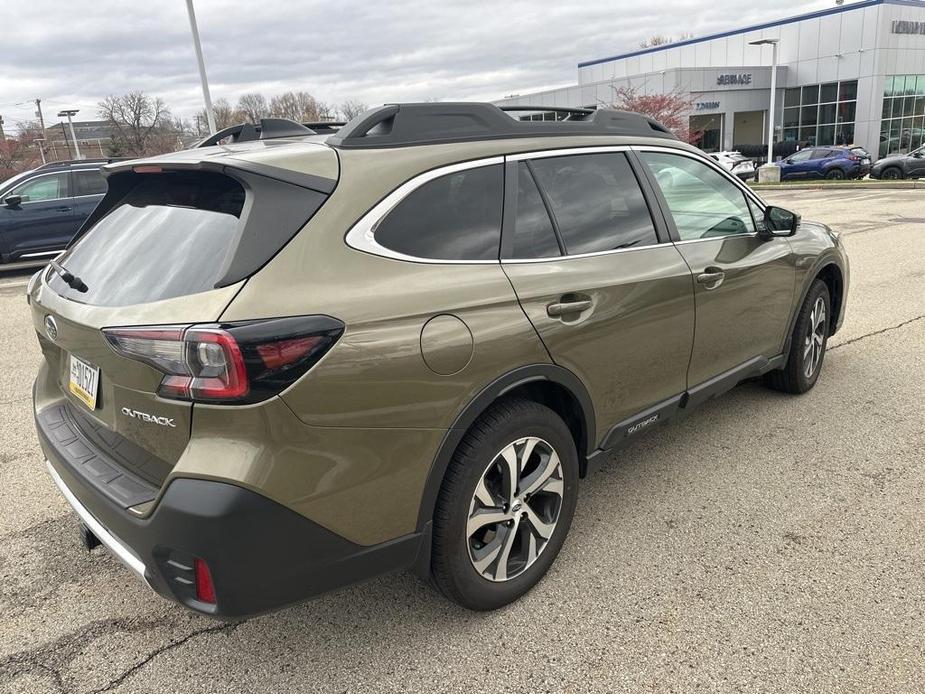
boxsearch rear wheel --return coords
[431,398,578,610]
[765,280,831,394]
[825,168,845,180]
[880,167,903,180]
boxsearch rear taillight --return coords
[193,558,216,604]
[103,316,344,404]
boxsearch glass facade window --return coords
[879,75,925,157]
[780,80,857,148]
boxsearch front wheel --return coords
[880,167,903,180]
[765,279,831,394]
[431,398,579,610]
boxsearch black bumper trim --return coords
[36,406,425,618]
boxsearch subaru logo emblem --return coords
[44,315,58,342]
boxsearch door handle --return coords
[696,268,725,288]
[546,299,592,317]
[56,206,72,213]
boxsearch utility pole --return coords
[0,114,5,142]
[58,109,82,160]
[185,0,217,134]
[35,138,47,164]
[60,122,72,159]
[35,99,48,162]
[34,98,46,131]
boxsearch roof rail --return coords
[194,118,316,148]
[326,102,677,149]
[35,158,127,170]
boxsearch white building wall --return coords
[497,0,925,159]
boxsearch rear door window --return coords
[528,152,658,255]
[505,162,561,259]
[73,169,108,196]
[374,164,503,260]
[48,171,246,306]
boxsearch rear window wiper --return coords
[50,260,88,293]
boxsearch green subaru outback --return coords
[29,104,848,617]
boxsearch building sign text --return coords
[695,101,720,111]
[716,73,753,86]
[892,20,925,35]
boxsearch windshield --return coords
[48,171,245,306]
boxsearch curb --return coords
[749,181,924,191]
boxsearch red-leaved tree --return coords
[607,85,702,145]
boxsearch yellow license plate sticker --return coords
[68,354,100,410]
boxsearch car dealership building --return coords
[496,0,925,159]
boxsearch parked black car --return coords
[869,145,925,180]
[0,159,118,264]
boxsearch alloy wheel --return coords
[466,436,564,582]
[803,296,827,378]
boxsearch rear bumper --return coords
[36,401,426,618]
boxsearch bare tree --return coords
[639,32,693,48]
[194,98,241,135]
[98,91,174,156]
[0,124,43,180]
[339,99,368,121]
[237,93,269,123]
[269,91,331,122]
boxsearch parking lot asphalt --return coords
[1,188,923,693]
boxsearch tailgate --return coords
[31,280,243,482]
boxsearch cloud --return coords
[0,0,829,128]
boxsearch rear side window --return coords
[74,169,107,196]
[375,164,503,260]
[507,163,561,259]
[48,172,246,306]
[528,153,658,255]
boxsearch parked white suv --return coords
[709,151,756,181]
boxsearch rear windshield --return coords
[48,172,245,306]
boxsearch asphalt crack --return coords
[88,621,242,693]
[0,617,174,693]
[830,314,925,351]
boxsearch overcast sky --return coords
[0,0,834,131]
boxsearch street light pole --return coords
[749,38,780,181]
[185,0,217,134]
[58,109,82,160]
[767,40,779,165]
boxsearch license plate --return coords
[69,354,100,410]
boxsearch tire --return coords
[431,398,579,610]
[825,168,845,180]
[765,279,831,394]
[880,167,903,180]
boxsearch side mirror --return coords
[3,195,22,208]
[762,206,800,237]
[912,151,923,158]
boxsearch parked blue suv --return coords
[778,146,869,181]
[0,160,115,264]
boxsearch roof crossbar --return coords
[194,118,317,148]
[498,105,596,118]
[302,121,346,134]
[326,102,676,149]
